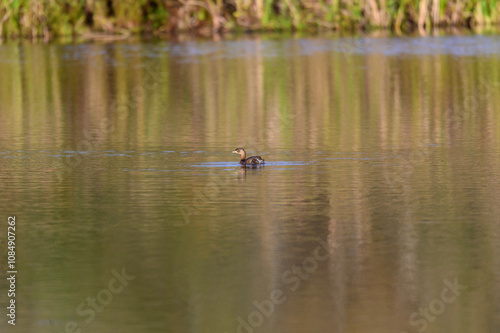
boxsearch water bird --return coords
[232,148,265,166]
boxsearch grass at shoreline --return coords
[0,0,499,40]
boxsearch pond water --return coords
[0,34,499,333]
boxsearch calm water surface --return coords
[0,35,500,333]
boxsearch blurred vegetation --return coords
[0,0,499,39]
[1,36,500,153]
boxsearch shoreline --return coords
[0,26,498,44]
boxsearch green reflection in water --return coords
[0,37,499,333]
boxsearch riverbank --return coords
[0,0,499,40]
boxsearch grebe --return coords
[232,148,265,166]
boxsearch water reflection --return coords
[0,35,499,333]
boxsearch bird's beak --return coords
[232,150,238,154]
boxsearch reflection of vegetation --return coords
[0,0,500,39]
[1,39,499,151]
[1,40,499,333]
